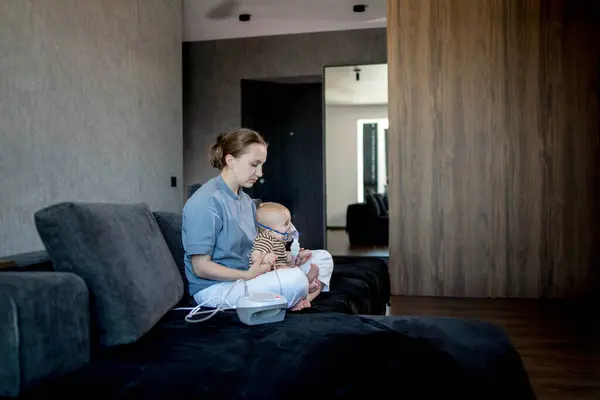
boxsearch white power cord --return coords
[180,266,283,323]
[273,265,283,296]
[182,279,247,323]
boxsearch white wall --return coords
[325,104,388,227]
[0,0,183,257]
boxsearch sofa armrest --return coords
[0,272,90,397]
[345,203,370,231]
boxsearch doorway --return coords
[323,63,389,258]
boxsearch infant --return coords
[250,202,321,309]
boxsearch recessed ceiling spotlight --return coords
[353,4,368,13]
[239,13,251,22]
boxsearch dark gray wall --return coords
[183,28,387,188]
[0,0,183,257]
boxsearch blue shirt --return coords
[182,175,257,295]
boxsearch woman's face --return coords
[227,143,267,188]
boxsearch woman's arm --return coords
[192,252,270,281]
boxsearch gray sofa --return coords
[0,202,536,399]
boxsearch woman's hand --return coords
[295,249,312,266]
[247,251,274,279]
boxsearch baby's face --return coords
[271,209,292,240]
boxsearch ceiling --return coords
[183,0,386,42]
[325,63,387,105]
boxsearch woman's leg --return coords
[298,250,334,292]
[194,267,309,309]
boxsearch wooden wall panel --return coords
[387,0,600,298]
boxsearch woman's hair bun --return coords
[216,132,230,145]
[209,133,227,170]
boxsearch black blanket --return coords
[22,312,535,399]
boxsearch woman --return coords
[182,128,333,311]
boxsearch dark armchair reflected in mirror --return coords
[324,63,389,258]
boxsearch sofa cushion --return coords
[23,312,535,399]
[373,193,388,216]
[152,211,190,302]
[0,272,90,397]
[366,193,381,216]
[309,256,390,315]
[34,202,184,349]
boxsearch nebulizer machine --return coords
[181,224,301,326]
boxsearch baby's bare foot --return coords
[308,279,321,294]
[290,299,311,311]
[306,263,319,283]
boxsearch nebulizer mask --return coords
[181,224,301,326]
[255,222,300,243]
[255,222,301,264]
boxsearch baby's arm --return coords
[251,235,276,267]
[271,251,295,269]
[256,251,277,267]
[251,249,267,263]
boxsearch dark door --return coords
[241,80,324,250]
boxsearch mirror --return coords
[324,63,389,257]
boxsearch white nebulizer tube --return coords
[290,238,300,265]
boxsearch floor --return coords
[326,228,389,258]
[389,296,600,400]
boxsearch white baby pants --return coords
[194,250,334,309]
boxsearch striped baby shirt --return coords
[250,231,288,266]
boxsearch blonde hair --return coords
[256,202,289,232]
[209,128,267,170]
